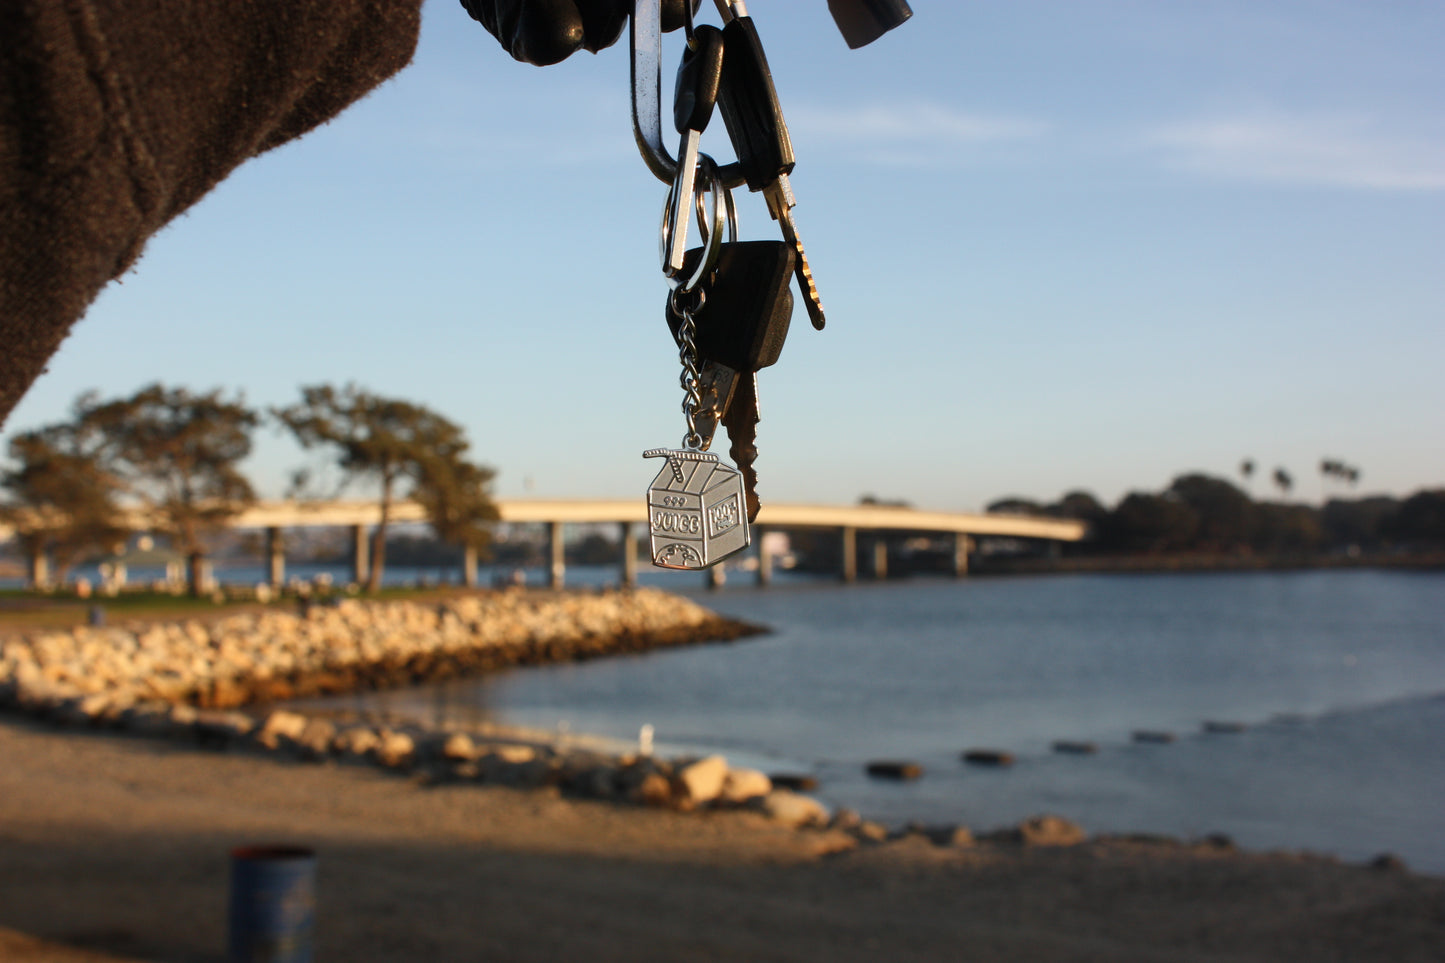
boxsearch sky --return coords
[5,0,1442,513]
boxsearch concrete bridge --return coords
[237,499,1087,589]
[5,499,1086,590]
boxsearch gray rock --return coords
[854,820,890,843]
[441,732,478,761]
[961,748,1015,767]
[333,726,381,759]
[759,790,829,828]
[295,718,338,760]
[989,814,1086,847]
[673,754,729,805]
[921,824,975,847]
[629,772,673,807]
[255,709,309,750]
[719,767,771,805]
[372,729,416,768]
[122,703,177,738]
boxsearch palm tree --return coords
[1273,467,1293,499]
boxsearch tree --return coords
[1321,496,1397,551]
[79,384,258,596]
[274,384,498,591]
[1102,491,1198,553]
[1272,467,1293,499]
[1047,490,1107,522]
[1168,473,1255,551]
[1252,502,1324,554]
[1320,458,1362,499]
[413,455,500,574]
[986,497,1045,516]
[1239,458,1255,494]
[0,418,130,586]
[1384,489,1445,550]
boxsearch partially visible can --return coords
[227,845,316,963]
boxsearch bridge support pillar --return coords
[548,522,565,589]
[619,522,637,588]
[350,525,369,587]
[28,548,50,591]
[462,544,478,588]
[265,527,285,589]
[706,564,725,590]
[840,527,857,583]
[872,538,888,580]
[755,527,772,587]
[953,534,971,577]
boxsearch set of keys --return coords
[636,0,819,570]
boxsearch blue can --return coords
[227,845,317,963]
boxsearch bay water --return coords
[311,568,1445,874]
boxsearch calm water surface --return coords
[312,569,1445,873]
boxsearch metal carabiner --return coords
[631,0,744,188]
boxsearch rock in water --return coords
[865,760,923,780]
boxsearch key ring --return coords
[660,152,736,293]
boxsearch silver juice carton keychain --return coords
[644,448,749,569]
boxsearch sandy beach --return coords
[2,712,1443,963]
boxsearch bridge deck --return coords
[229,499,1086,542]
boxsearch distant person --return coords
[0,0,694,427]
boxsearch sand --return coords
[1,716,1442,962]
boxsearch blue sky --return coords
[6,0,1442,511]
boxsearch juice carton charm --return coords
[644,448,750,569]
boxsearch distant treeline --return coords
[988,474,1445,556]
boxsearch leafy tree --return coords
[413,455,500,564]
[1253,502,1324,554]
[1168,473,1255,551]
[274,384,498,591]
[78,384,258,595]
[1102,491,1198,553]
[1321,496,1398,550]
[1384,489,1445,549]
[986,497,1045,516]
[0,418,130,586]
[1320,458,1362,499]
[1047,490,1107,522]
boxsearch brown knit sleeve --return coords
[0,0,424,425]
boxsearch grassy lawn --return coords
[0,585,485,634]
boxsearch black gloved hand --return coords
[460,0,700,66]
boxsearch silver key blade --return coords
[690,361,740,451]
[764,174,825,330]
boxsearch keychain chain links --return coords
[672,288,708,451]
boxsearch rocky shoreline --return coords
[0,587,762,708]
[0,587,866,833]
[0,586,1342,858]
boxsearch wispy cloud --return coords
[790,102,1047,165]
[1145,114,1445,190]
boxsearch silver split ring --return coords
[660,153,735,293]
